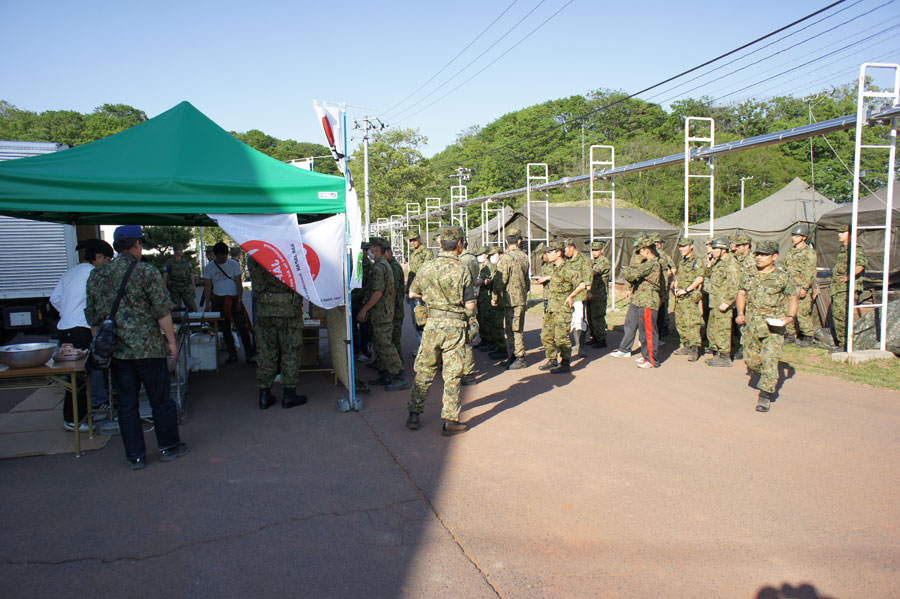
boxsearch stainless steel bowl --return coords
[0,343,58,369]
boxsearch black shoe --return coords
[549,359,570,374]
[687,347,702,362]
[733,348,744,361]
[225,353,238,364]
[258,388,276,410]
[478,344,494,352]
[538,359,559,371]
[128,457,147,470]
[406,412,420,430]
[489,350,508,360]
[756,390,772,412]
[282,388,308,409]
[508,357,527,370]
[460,374,477,386]
[160,442,190,462]
[369,372,393,386]
[386,376,411,391]
[441,419,468,436]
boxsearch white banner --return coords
[313,100,363,289]
[209,213,346,309]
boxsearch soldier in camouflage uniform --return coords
[783,224,818,346]
[671,238,707,362]
[587,240,610,348]
[563,239,592,358]
[249,256,307,410]
[610,236,663,368]
[385,246,405,364]
[491,227,530,370]
[485,246,507,354]
[85,225,187,470]
[830,223,868,348]
[736,240,799,412]
[406,230,433,350]
[352,241,373,360]
[357,238,409,391]
[534,245,558,370]
[162,243,198,312]
[406,226,476,436]
[458,240,481,385]
[652,233,676,337]
[475,246,494,350]
[730,232,755,358]
[543,242,582,373]
[705,236,740,367]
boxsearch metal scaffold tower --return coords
[847,62,899,354]
[424,197,442,249]
[684,117,715,238]
[526,163,550,279]
[450,185,469,232]
[390,215,405,262]
[481,199,505,247]
[405,202,421,262]
[590,145,617,310]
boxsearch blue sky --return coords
[1,0,898,157]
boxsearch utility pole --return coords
[448,167,472,228]
[450,166,472,186]
[352,116,386,239]
[740,175,753,211]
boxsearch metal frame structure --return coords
[424,197,442,249]
[684,117,715,238]
[526,163,550,279]
[390,214,405,262]
[449,185,469,231]
[847,63,899,353]
[590,145,617,310]
[405,202,421,262]
[480,199,505,246]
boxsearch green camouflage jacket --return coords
[388,257,405,318]
[830,243,868,294]
[478,261,496,300]
[406,244,433,292]
[410,251,475,328]
[547,261,581,313]
[784,242,817,292]
[249,257,304,319]
[85,253,174,360]
[623,256,662,310]
[163,256,193,286]
[674,254,706,300]
[733,251,756,279]
[740,267,798,339]
[591,255,611,296]
[707,254,740,308]
[370,257,395,325]
[566,251,592,302]
[492,246,530,307]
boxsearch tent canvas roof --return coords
[508,205,678,237]
[817,181,900,227]
[0,101,346,226]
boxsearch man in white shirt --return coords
[203,242,254,364]
[50,239,113,430]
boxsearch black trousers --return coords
[110,358,180,460]
[211,294,254,357]
[57,327,91,423]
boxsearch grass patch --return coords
[779,345,900,390]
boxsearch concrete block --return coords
[831,349,896,364]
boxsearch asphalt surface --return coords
[1,313,898,598]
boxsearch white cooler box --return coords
[190,333,218,371]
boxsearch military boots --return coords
[686,346,702,362]
[673,344,692,355]
[538,359,558,371]
[282,388,308,409]
[441,419,468,436]
[258,388,276,410]
[706,352,733,367]
[549,359,570,374]
[386,374,411,391]
[756,390,772,412]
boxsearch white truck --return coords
[0,140,76,343]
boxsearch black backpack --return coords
[88,261,137,370]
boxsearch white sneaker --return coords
[659,340,666,346]
[63,421,91,432]
[635,356,647,365]
[636,360,654,369]
[609,350,631,358]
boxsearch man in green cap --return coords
[563,238,592,358]
[587,240,610,348]
[830,223,868,349]
[384,244,405,364]
[475,246,494,351]
[458,238,481,385]
[610,236,663,368]
[406,230,432,353]
[534,244,558,370]
[163,243,198,312]
[491,226,530,369]
[484,246,507,355]
[704,236,740,367]
[672,238,706,361]
[353,240,373,361]
[406,225,476,435]
[736,240,799,412]
[357,237,409,391]
[541,241,583,373]
[729,232,755,359]
[784,224,818,346]
[652,233,676,338]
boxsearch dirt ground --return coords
[1,312,897,598]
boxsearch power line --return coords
[445,0,851,166]
[380,0,519,117]
[763,44,900,98]
[385,0,549,121]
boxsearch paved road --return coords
[1,313,897,598]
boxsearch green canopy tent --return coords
[0,101,346,225]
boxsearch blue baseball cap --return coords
[113,225,144,240]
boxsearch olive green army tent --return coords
[0,101,347,224]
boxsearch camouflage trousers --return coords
[504,306,526,358]
[675,295,704,348]
[168,284,198,312]
[373,321,403,376]
[489,306,506,350]
[408,326,466,421]
[587,292,607,340]
[392,308,404,362]
[795,292,816,337]
[477,294,492,342]
[548,311,573,361]
[743,332,784,394]
[707,307,733,354]
[256,316,303,388]
[463,307,477,376]
[541,306,555,361]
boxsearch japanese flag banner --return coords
[209,213,346,309]
[313,100,363,289]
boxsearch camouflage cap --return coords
[633,236,654,250]
[546,241,564,252]
[754,240,779,255]
[731,232,752,245]
[649,232,663,243]
[476,245,490,255]
[838,223,851,233]
[710,236,730,250]
[589,240,607,251]
[677,237,695,247]
[506,227,522,237]
[790,223,810,237]
[489,245,503,255]
[172,243,185,251]
[369,236,389,249]
[405,229,421,241]
[563,237,577,247]
[439,225,465,241]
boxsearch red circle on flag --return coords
[243,241,296,288]
[303,244,321,280]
